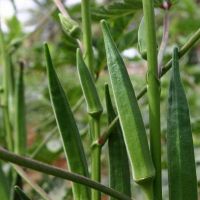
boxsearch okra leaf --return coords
[167,47,198,200]
[14,186,31,200]
[101,20,155,183]
[44,43,90,200]
[105,84,131,199]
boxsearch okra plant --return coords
[0,0,200,200]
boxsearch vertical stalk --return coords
[0,27,13,151]
[141,0,161,199]
[81,0,94,73]
[90,117,101,200]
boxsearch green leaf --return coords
[44,43,90,200]
[167,47,198,200]
[105,84,131,199]
[101,20,155,183]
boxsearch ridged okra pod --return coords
[14,63,27,155]
[105,84,131,199]
[44,43,90,200]
[167,47,198,200]
[101,20,155,183]
[76,49,103,117]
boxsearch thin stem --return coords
[53,0,70,17]
[98,117,119,147]
[90,117,101,200]
[142,0,161,199]
[0,147,133,200]
[81,0,94,73]
[0,25,13,151]
[13,165,52,200]
[158,11,170,75]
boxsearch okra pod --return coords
[138,17,147,60]
[101,20,155,183]
[44,43,90,200]
[167,47,198,200]
[105,84,131,199]
[76,48,103,117]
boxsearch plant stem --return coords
[90,117,101,200]
[0,26,13,151]
[81,0,94,73]
[142,0,161,199]
[0,147,133,200]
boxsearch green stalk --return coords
[142,0,161,199]
[0,147,133,200]
[81,0,94,73]
[0,26,13,151]
[14,63,26,155]
[90,117,101,200]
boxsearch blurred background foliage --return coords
[0,0,200,199]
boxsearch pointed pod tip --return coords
[100,19,109,32]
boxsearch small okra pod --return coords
[59,13,81,39]
[44,43,90,200]
[101,20,155,183]
[14,186,31,200]
[167,47,198,200]
[138,17,147,60]
[76,48,103,118]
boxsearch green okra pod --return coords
[14,186,31,200]
[105,84,131,199]
[138,17,147,60]
[76,48,103,117]
[14,63,27,155]
[44,43,90,200]
[101,20,155,183]
[167,47,198,200]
